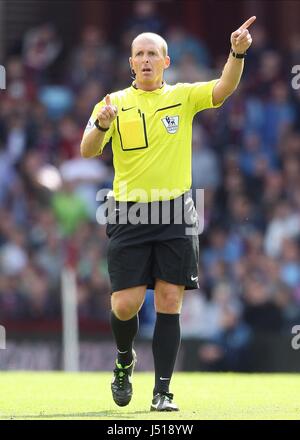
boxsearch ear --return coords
[129,56,133,69]
[164,55,171,70]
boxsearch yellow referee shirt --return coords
[86,80,223,202]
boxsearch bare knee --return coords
[112,299,137,321]
[154,281,184,314]
[111,286,146,321]
[156,293,182,313]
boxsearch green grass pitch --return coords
[0,372,299,420]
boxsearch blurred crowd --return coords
[1,1,300,369]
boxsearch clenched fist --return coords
[96,94,118,129]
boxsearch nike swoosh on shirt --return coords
[122,106,136,111]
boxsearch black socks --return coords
[110,311,139,366]
[152,312,181,395]
[111,310,181,394]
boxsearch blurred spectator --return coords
[166,25,211,67]
[181,283,252,371]
[0,231,28,276]
[279,238,300,289]
[282,154,300,196]
[176,54,212,84]
[226,193,261,235]
[248,50,284,98]
[192,124,220,190]
[73,80,104,124]
[39,85,74,120]
[123,0,164,35]
[262,81,296,149]
[260,171,284,219]
[264,200,300,257]
[35,230,63,286]
[59,154,109,219]
[21,264,59,319]
[56,116,82,160]
[6,114,34,163]
[69,25,115,91]
[51,181,90,236]
[0,275,29,320]
[242,274,283,332]
[138,290,157,338]
[5,56,36,101]
[22,23,63,83]
[287,33,300,69]
[0,143,18,205]
[238,130,277,177]
[244,24,272,79]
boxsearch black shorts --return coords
[105,192,200,292]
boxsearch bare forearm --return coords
[80,127,105,158]
[219,51,244,95]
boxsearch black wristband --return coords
[94,119,110,132]
[230,48,247,59]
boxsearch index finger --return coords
[239,16,256,31]
[105,94,111,106]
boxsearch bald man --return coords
[81,19,255,412]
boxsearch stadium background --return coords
[0,0,300,372]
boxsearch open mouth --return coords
[142,68,152,73]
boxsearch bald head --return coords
[131,32,168,57]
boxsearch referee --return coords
[80,17,255,412]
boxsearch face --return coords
[130,37,170,86]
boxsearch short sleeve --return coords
[83,100,115,156]
[185,79,224,115]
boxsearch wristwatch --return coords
[230,47,247,59]
[94,119,110,132]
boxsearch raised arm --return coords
[212,16,256,106]
[80,94,118,158]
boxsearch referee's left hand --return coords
[231,16,256,54]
